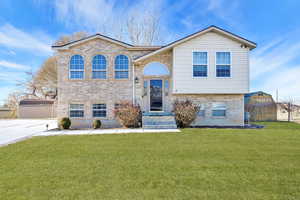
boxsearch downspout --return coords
[132,62,135,105]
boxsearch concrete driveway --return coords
[0,119,57,146]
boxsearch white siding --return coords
[173,32,250,94]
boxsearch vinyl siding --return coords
[173,32,250,94]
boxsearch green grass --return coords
[0,122,300,200]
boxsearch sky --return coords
[0,0,300,105]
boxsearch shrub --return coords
[93,120,101,129]
[173,99,199,128]
[114,101,142,128]
[58,117,71,129]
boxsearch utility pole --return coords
[276,89,279,103]
[288,102,291,122]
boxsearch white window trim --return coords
[69,104,84,118]
[215,51,232,78]
[114,55,130,80]
[92,103,107,118]
[197,103,206,117]
[192,51,209,78]
[92,55,107,80]
[69,55,85,80]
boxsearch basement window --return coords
[197,104,206,117]
[212,103,227,117]
[93,104,107,117]
[69,104,84,118]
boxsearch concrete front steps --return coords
[142,112,177,129]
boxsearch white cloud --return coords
[0,24,52,55]
[0,60,31,70]
[251,38,300,79]
[205,0,241,27]
[250,33,300,103]
[53,0,115,32]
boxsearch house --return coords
[277,102,300,121]
[244,91,277,121]
[18,99,56,119]
[52,25,256,128]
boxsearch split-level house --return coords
[52,26,256,128]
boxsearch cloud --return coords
[34,0,169,44]
[251,38,300,79]
[250,33,300,103]
[206,0,241,27]
[0,60,31,70]
[0,24,52,55]
[53,0,115,32]
[253,67,300,103]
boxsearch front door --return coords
[150,79,163,111]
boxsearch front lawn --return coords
[0,122,299,200]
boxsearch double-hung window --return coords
[92,55,106,79]
[212,103,227,117]
[93,104,106,117]
[70,55,84,79]
[115,55,129,79]
[69,104,84,118]
[216,52,231,77]
[193,52,208,77]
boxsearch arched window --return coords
[92,55,107,79]
[69,55,84,79]
[115,55,129,79]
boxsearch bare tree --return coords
[17,71,40,98]
[16,56,57,100]
[126,9,161,45]
[280,98,297,122]
[54,31,88,46]
[5,92,23,118]
[34,56,57,99]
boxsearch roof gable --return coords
[134,25,257,62]
[52,34,133,50]
[51,25,256,57]
[52,34,162,51]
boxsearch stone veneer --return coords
[56,38,245,128]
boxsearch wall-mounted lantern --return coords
[135,77,139,84]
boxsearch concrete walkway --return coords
[36,128,181,136]
[0,119,57,146]
[0,119,180,147]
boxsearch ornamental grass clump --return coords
[173,99,199,128]
[114,101,142,128]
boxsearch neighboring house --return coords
[0,107,12,119]
[244,91,277,121]
[277,103,300,121]
[52,25,256,128]
[19,99,56,119]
